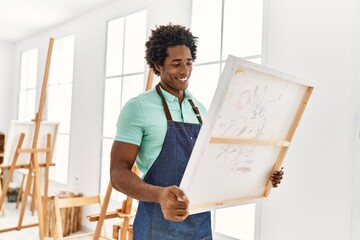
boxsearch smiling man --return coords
[110,24,212,239]
[110,23,283,240]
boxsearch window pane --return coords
[49,40,61,84]
[100,138,111,193]
[189,64,221,110]
[106,17,125,77]
[215,204,256,239]
[191,0,222,63]
[18,48,38,120]
[47,84,73,133]
[191,0,262,238]
[100,138,118,199]
[18,89,36,121]
[102,9,147,200]
[50,134,69,184]
[123,10,147,74]
[49,36,75,84]
[43,35,75,184]
[222,0,263,59]
[60,35,75,84]
[121,74,144,108]
[101,138,128,202]
[103,77,122,138]
[20,48,38,89]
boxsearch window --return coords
[190,0,263,109]
[101,9,147,200]
[18,48,38,121]
[47,35,75,184]
[191,0,263,239]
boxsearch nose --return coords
[179,63,191,75]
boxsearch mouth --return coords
[176,76,189,82]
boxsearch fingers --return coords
[170,208,189,222]
[271,167,284,188]
[159,186,190,222]
[172,187,189,204]
[165,197,188,210]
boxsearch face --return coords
[155,45,193,99]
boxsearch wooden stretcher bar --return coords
[0,223,39,233]
[210,137,291,147]
[189,195,265,214]
[0,162,55,170]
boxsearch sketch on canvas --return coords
[180,55,316,214]
[3,121,59,166]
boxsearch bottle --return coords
[73,177,79,194]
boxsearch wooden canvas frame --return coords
[0,121,58,234]
[3,121,59,166]
[180,56,316,214]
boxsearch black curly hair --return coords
[145,23,198,76]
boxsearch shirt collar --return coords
[159,85,193,102]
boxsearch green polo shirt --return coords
[115,86,207,178]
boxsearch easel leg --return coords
[128,226,133,240]
[120,218,130,240]
[0,133,25,210]
[15,173,26,209]
[42,134,51,227]
[0,175,4,216]
[33,154,45,240]
[18,167,33,230]
[93,181,112,240]
[30,181,36,215]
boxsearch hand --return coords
[270,167,284,188]
[157,186,189,222]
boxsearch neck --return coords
[160,82,185,103]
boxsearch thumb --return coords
[171,186,189,202]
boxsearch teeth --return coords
[178,77,187,81]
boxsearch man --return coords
[110,23,283,239]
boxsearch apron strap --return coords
[188,99,203,124]
[155,83,203,124]
[156,83,172,121]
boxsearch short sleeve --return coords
[115,98,145,146]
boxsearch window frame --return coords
[190,0,265,239]
[46,34,76,184]
[100,9,148,201]
[17,48,39,121]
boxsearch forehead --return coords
[165,45,192,61]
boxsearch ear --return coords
[154,64,161,73]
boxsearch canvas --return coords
[3,120,59,166]
[180,56,316,214]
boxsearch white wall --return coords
[260,0,359,239]
[0,41,14,133]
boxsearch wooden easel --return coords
[0,170,4,217]
[90,69,155,240]
[0,133,5,216]
[0,38,55,240]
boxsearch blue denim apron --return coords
[133,84,212,240]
